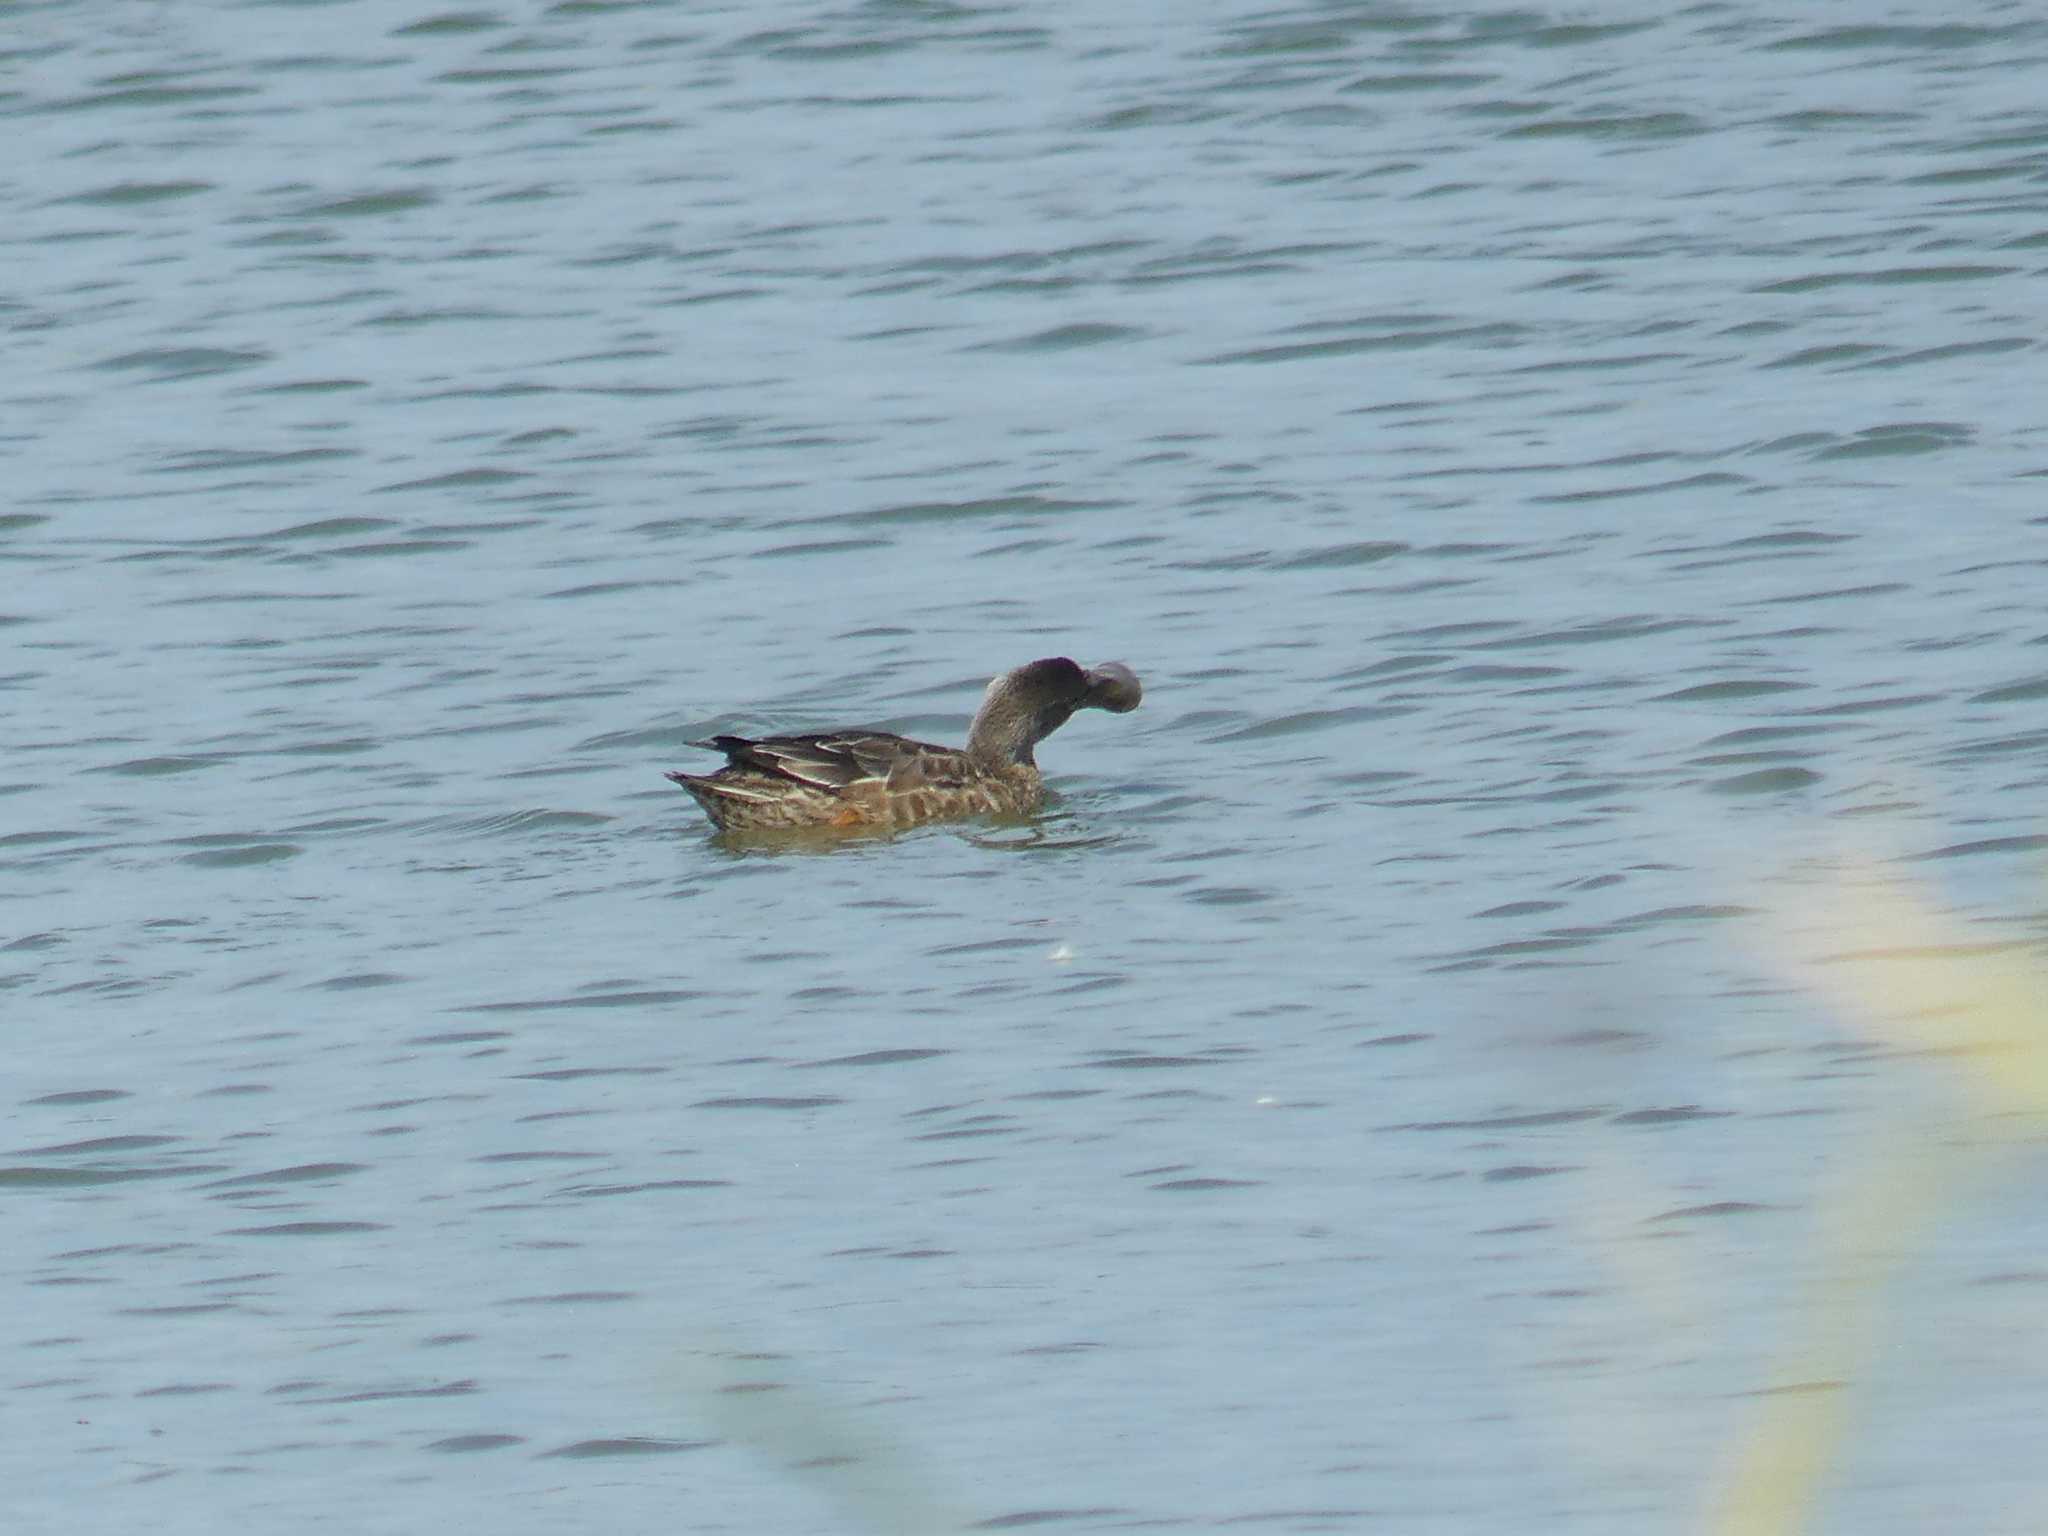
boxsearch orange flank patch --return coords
[832,806,864,829]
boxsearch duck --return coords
[666,657,1142,832]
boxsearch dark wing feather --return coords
[696,730,948,793]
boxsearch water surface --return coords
[7,4,2048,1532]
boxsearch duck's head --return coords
[967,657,1143,766]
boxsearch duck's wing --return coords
[697,730,970,793]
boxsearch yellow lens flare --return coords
[1711,862,2046,1536]
[1810,869,2048,1120]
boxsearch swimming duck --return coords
[666,657,1142,832]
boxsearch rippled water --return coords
[8,4,2048,1532]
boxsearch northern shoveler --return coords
[667,657,1142,832]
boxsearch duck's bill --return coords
[1083,662,1142,713]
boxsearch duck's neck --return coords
[966,683,1047,769]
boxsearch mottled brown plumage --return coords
[666,658,1142,832]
